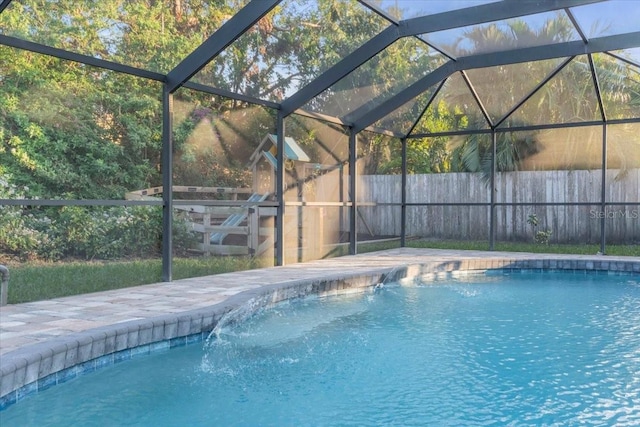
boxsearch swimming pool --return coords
[1,270,639,426]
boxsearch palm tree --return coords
[435,13,640,176]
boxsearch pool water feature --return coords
[1,271,640,426]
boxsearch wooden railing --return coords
[126,186,274,256]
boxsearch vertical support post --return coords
[161,86,174,282]
[349,130,357,255]
[202,211,211,255]
[0,265,9,306]
[489,129,497,250]
[339,164,344,242]
[589,53,608,255]
[401,137,407,247]
[276,112,285,266]
[316,207,324,260]
[248,207,258,256]
[600,124,607,255]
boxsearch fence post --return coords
[0,265,9,306]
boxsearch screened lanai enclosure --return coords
[1,0,639,280]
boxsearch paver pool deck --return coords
[1,248,640,405]
[2,248,639,358]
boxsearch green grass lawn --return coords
[3,240,638,304]
[356,238,639,256]
[407,239,640,256]
[5,256,263,304]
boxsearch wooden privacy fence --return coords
[353,169,639,244]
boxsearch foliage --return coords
[363,101,459,175]
[449,126,539,179]
[0,176,45,260]
[409,14,639,176]
[527,214,539,227]
[0,176,197,262]
[2,2,637,189]
[170,102,257,189]
[534,230,553,245]
[0,48,163,199]
[526,213,553,245]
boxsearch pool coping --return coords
[1,248,639,409]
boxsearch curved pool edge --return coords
[2,252,639,409]
[0,269,394,409]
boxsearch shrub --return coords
[0,176,45,260]
[0,176,198,262]
[527,213,552,245]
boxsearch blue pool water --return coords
[2,272,640,426]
